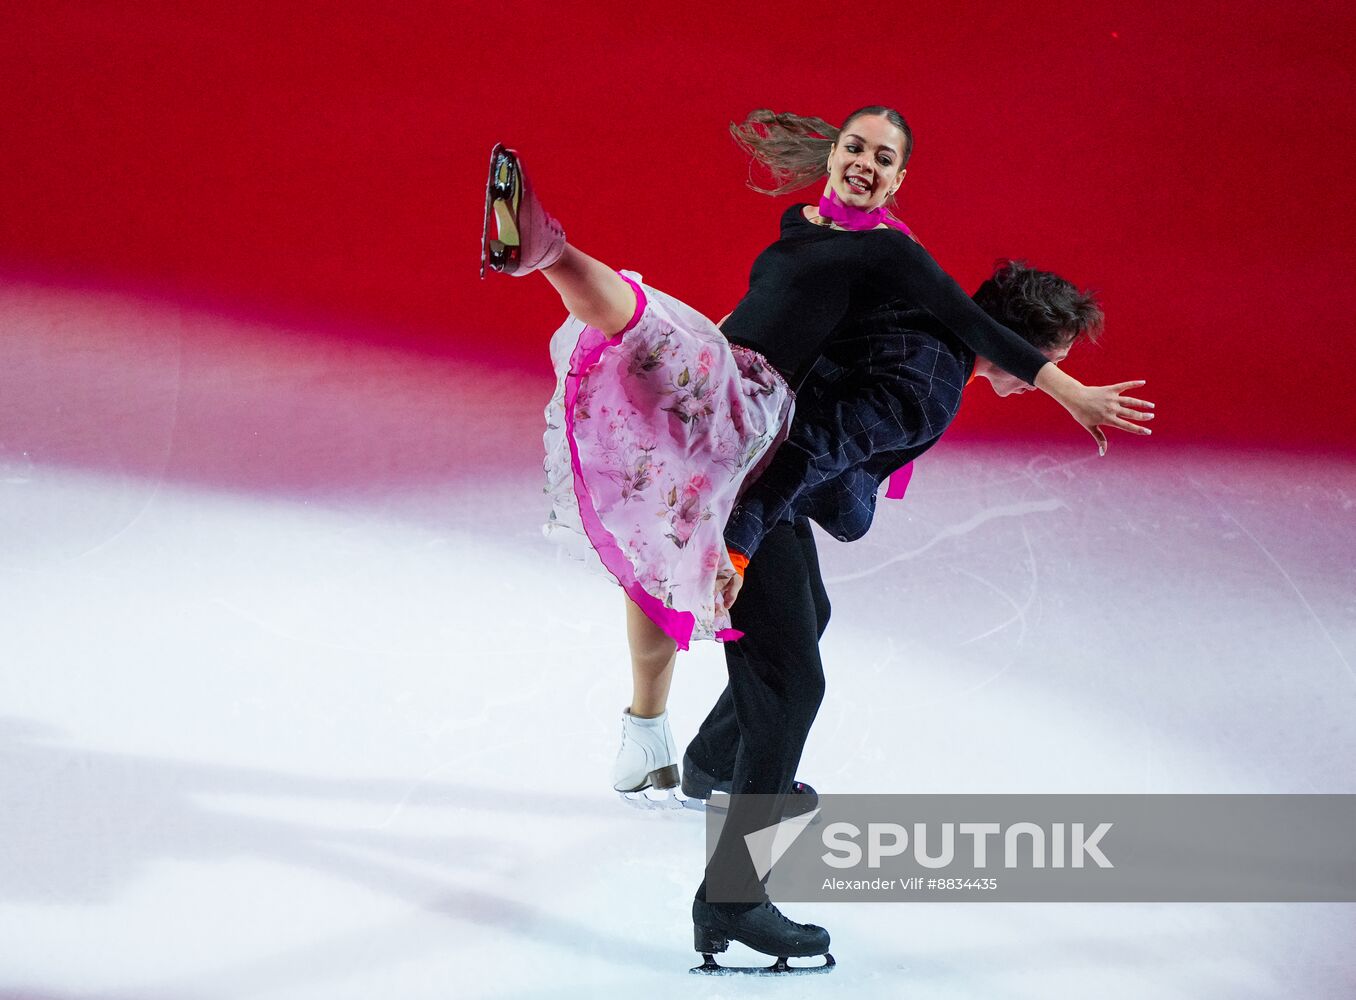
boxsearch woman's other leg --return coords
[625,596,678,717]
[612,597,681,794]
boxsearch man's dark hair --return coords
[972,260,1103,349]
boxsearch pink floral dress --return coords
[543,273,792,649]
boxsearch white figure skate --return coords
[613,708,682,809]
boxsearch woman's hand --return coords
[1035,367,1155,455]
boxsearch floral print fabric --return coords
[543,274,791,649]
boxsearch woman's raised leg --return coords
[483,144,637,334]
[542,245,638,336]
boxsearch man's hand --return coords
[716,569,743,612]
[1036,367,1155,456]
[1068,380,1155,455]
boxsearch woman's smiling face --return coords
[827,113,908,210]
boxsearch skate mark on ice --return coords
[921,572,1027,706]
[371,734,552,831]
[953,522,1038,647]
[124,836,675,997]
[905,526,1039,712]
[825,498,1064,585]
[210,596,578,670]
[210,595,440,657]
[1187,478,1355,686]
[917,451,1094,498]
[817,637,895,783]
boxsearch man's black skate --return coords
[680,753,819,819]
[690,899,834,975]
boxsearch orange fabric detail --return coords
[728,550,750,578]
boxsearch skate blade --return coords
[480,144,520,277]
[684,791,821,824]
[691,953,835,975]
[682,791,730,814]
[480,144,499,279]
[616,786,692,811]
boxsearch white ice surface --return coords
[1,281,1353,999]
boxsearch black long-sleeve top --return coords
[721,205,1048,391]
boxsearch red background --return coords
[3,1,1353,449]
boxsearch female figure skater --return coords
[480,106,1152,795]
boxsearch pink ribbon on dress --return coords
[884,462,914,500]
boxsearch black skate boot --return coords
[691,898,834,975]
[681,753,819,819]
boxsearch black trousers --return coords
[688,518,831,906]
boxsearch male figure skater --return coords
[684,260,1145,969]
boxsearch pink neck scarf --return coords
[818,187,912,235]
